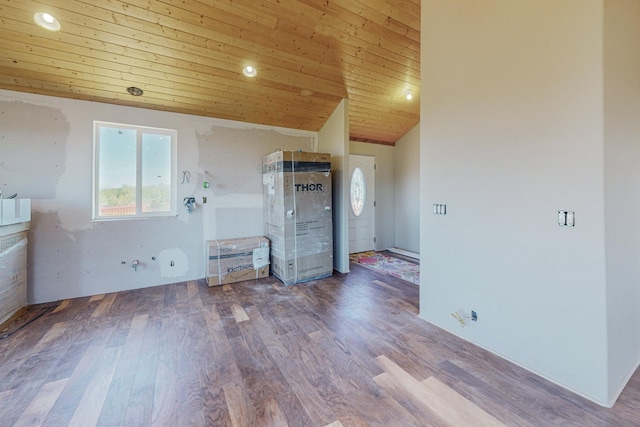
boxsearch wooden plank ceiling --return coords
[0,0,420,145]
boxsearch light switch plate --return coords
[433,204,447,215]
[558,210,575,227]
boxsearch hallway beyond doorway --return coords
[350,250,419,285]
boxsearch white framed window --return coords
[93,121,177,220]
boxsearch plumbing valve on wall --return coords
[452,310,478,327]
[181,169,210,213]
[183,197,196,213]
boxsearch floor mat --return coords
[350,251,420,285]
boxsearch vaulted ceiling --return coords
[0,0,420,145]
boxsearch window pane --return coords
[141,133,172,213]
[350,166,366,217]
[98,127,137,217]
[94,122,176,220]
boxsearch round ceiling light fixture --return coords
[34,12,61,32]
[405,90,413,100]
[126,86,144,96]
[242,65,257,77]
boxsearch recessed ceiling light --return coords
[405,90,413,100]
[243,65,257,77]
[126,86,144,96]
[34,12,61,32]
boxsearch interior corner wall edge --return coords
[393,124,419,253]
[0,89,317,304]
[421,0,611,405]
[318,99,350,273]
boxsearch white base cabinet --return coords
[0,222,29,327]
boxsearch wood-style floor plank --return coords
[373,372,449,427]
[223,382,248,427]
[90,293,117,318]
[230,303,250,323]
[88,294,105,303]
[0,389,14,401]
[371,279,399,292]
[376,355,505,426]
[0,259,638,426]
[149,316,179,427]
[51,299,71,314]
[12,378,67,427]
[42,328,115,426]
[32,321,68,353]
[122,316,162,426]
[95,314,148,427]
[68,347,121,427]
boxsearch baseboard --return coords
[420,314,613,408]
[387,247,419,259]
[607,354,640,408]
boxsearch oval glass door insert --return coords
[350,166,366,217]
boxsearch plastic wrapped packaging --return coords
[263,151,333,285]
[205,236,270,286]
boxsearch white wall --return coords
[318,99,350,273]
[394,125,419,253]
[349,141,395,251]
[603,0,640,403]
[421,0,610,404]
[0,89,316,303]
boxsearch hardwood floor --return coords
[1,263,639,426]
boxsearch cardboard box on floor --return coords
[206,236,270,286]
[263,150,333,285]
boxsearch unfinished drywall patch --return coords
[0,101,69,198]
[158,248,189,278]
[27,211,88,302]
[200,193,264,241]
[197,127,315,196]
[29,209,203,303]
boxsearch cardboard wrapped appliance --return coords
[206,236,270,286]
[263,150,333,285]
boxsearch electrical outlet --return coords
[433,203,447,215]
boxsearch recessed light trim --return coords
[405,90,413,100]
[34,12,61,32]
[126,86,144,96]
[243,65,257,77]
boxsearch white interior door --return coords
[349,155,375,254]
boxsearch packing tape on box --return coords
[291,151,298,283]
[253,247,269,269]
[254,236,268,278]
[215,240,222,281]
